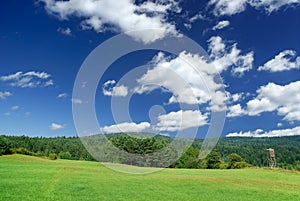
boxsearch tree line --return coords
[0,134,299,170]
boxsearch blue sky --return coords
[0,0,300,138]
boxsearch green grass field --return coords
[0,155,299,201]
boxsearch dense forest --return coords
[0,134,299,170]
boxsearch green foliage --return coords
[108,135,174,167]
[109,135,169,154]
[58,151,72,160]
[0,135,93,161]
[232,161,252,169]
[49,153,58,160]
[295,161,300,171]
[0,134,299,170]
[194,136,300,170]
[205,150,222,169]
[0,136,13,156]
[172,146,199,168]
[12,147,36,156]
[227,153,243,169]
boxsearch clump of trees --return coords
[1,134,299,171]
[110,135,169,154]
[0,135,94,160]
[171,147,251,169]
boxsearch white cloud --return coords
[189,13,207,23]
[209,0,300,16]
[11,105,19,110]
[50,123,64,130]
[0,91,12,99]
[227,104,246,117]
[231,93,244,102]
[71,98,83,104]
[101,122,150,133]
[154,110,208,132]
[0,71,53,88]
[208,36,254,76]
[212,20,230,30]
[209,0,248,16]
[57,93,68,98]
[277,122,283,127]
[249,0,300,14]
[41,0,180,44]
[246,81,300,121]
[57,27,72,36]
[246,97,278,115]
[258,50,300,72]
[209,90,228,112]
[134,51,226,111]
[226,126,300,137]
[102,80,128,97]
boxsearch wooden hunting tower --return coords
[266,148,276,168]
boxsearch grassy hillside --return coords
[0,155,299,201]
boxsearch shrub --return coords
[206,150,222,169]
[12,147,36,156]
[227,153,243,168]
[58,151,72,160]
[232,162,252,169]
[49,154,58,160]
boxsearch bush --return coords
[206,150,222,169]
[232,162,252,169]
[12,147,36,156]
[227,153,243,169]
[49,154,58,160]
[219,163,228,169]
[58,151,72,160]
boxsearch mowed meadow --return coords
[0,155,299,201]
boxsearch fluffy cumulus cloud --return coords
[41,0,180,43]
[134,51,227,111]
[209,0,300,16]
[212,20,230,30]
[208,36,254,76]
[226,80,300,121]
[227,104,246,117]
[154,110,208,132]
[0,91,12,99]
[258,50,300,72]
[0,71,53,88]
[227,126,300,137]
[101,122,150,133]
[230,92,245,102]
[226,81,300,121]
[50,123,65,130]
[102,80,128,97]
[246,81,300,121]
